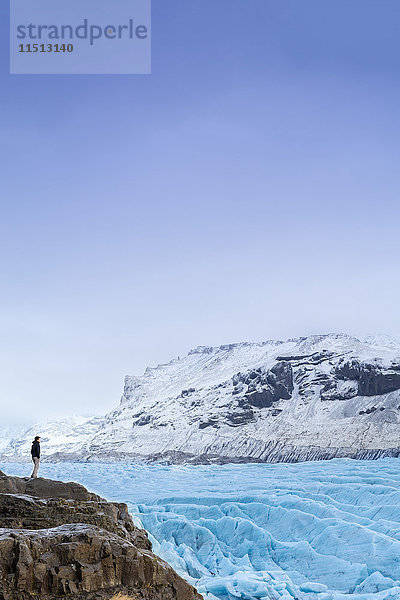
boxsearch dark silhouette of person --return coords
[31,436,41,478]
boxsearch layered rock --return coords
[0,471,202,600]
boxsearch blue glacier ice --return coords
[2,459,400,600]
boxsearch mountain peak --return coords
[3,332,400,464]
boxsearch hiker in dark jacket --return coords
[31,436,41,478]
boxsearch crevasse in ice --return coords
[2,459,400,600]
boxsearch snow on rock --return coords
[2,333,400,463]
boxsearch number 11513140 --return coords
[19,43,74,53]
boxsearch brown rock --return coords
[0,494,150,551]
[0,471,100,501]
[0,472,202,600]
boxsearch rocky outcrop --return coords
[0,472,202,600]
[202,362,294,429]
[334,358,400,396]
[0,472,100,500]
[0,493,149,551]
[319,359,400,402]
[232,361,294,409]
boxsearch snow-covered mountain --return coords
[3,333,400,463]
[0,425,29,453]
[1,417,103,461]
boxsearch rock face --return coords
[233,361,294,409]
[3,334,400,464]
[334,358,400,397]
[0,472,202,600]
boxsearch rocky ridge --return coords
[0,470,202,600]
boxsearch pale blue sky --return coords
[1,0,400,426]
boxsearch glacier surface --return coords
[1,459,400,600]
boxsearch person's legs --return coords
[31,457,40,478]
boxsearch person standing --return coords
[30,436,41,478]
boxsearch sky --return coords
[0,0,400,427]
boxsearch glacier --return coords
[1,458,400,600]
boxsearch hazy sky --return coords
[1,0,400,427]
